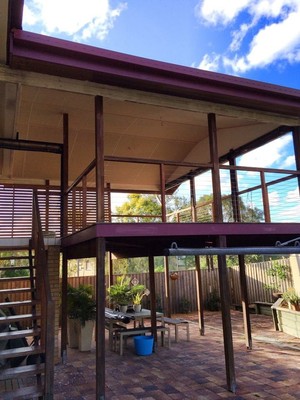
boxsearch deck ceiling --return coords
[0,81,293,191]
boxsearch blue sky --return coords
[22,1,300,219]
[23,0,300,89]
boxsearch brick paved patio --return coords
[54,310,300,399]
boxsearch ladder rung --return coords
[0,300,38,308]
[0,345,42,359]
[0,384,44,400]
[0,328,40,341]
[0,363,45,380]
[0,277,35,282]
[0,288,34,295]
[0,314,41,325]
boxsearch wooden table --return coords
[125,309,163,327]
[105,308,164,352]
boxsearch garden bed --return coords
[271,298,300,339]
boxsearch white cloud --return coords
[195,0,300,74]
[195,0,251,26]
[232,10,300,72]
[238,134,292,168]
[286,187,300,202]
[197,53,221,71]
[277,202,300,221]
[23,0,127,42]
[269,191,280,206]
[282,155,295,168]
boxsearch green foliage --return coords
[0,251,30,277]
[67,284,96,326]
[130,284,147,304]
[282,288,300,306]
[265,261,289,291]
[166,194,190,213]
[178,297,191,313]
[205,289,221,311]
[106,275,132,305]
[107,276,149,306]
[115,194,162,222]
[196,194,264,223]
[113,256,167,274]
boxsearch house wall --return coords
[289,254,300,296]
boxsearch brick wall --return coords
[47,245,61,364]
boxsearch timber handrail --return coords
[31,190,55,399]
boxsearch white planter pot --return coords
[119,305,128,313]
[78,320,95,351]
[133,304,142,312]
[67,318,80,349]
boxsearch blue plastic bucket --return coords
[134,335,154,356]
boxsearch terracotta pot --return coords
[290,303,300,312]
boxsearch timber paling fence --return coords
[0,260,293,315]
[67,259,293,314]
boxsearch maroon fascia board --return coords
[61,222,300,247]
[9,29,300,117]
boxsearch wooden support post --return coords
[61,113,69,237]
[96,238,106,400]
[292,126,300,193]
[160,163,166,222]
[228,156,241,222]
[239,255,252,349]
[82,175,87,228]
[190,176,197,222]
[208,113,236,393]
[149,255,158,343]
[61,252,68,363]
[260,171,271,223]
[195,255,205,335]
[60,113,68,363]
[95,96,106,399]
[228,154,252,349]
[95,95,105,222]
[164,257,171,317]
[218,236,236,393]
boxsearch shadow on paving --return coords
[54,310,300,399]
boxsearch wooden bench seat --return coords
[158,317,190,342]
[114,326,170,355]
[105,321,127,351]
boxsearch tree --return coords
[0,251,30,277]
[115,193,190,222]
[115,194,162,222]
[196,194,264,223]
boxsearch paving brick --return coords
[53,310,300,399]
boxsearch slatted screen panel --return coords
[1,184,106,237]
[0,186,33,237]
[0,185,61,238]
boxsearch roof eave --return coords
[8,29,300,118]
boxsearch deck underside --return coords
[61,222,300,259]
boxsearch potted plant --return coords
[282,288,300,311]
[264,261,290,300]
[130,284,149,312]
[106,275,132,312]
[67,284,96,351]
